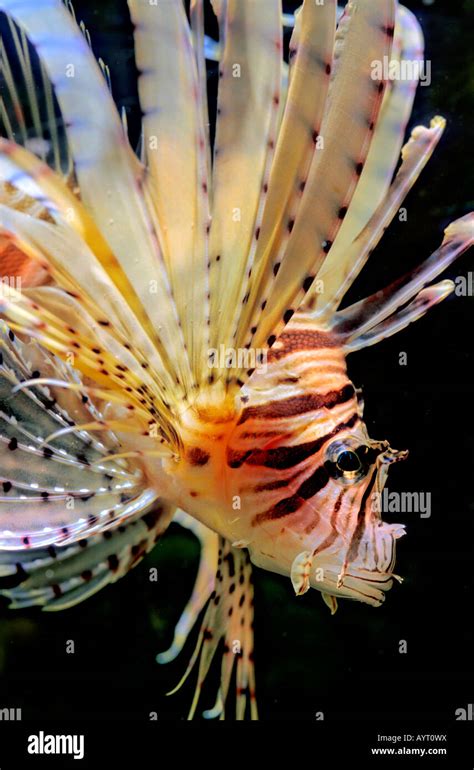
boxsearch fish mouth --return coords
[311,520,406,607]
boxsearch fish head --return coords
[247,423,408,608]
[308,430,408,607]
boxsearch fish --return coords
[0,0,472,721]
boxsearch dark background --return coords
[0,0,473,731]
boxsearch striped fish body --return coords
[165,314,406,607]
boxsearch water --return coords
[0,0,472,725]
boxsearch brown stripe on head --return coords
[267,328,341,362]
[252,463,330,526]
[252,494,302,526]
[233,413,359,470]
[346,468,378,562]
[237,384,355,424]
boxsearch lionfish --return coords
[0,0,472,720]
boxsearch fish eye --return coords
[336,449,362,474]
[325,438,369,484]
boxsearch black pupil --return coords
[337,450,361,473]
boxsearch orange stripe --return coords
[0,237,48,287]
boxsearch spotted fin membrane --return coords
[0,317,254,716]
[0,322,163,549]
[0,505,173,610]
[0,325,172,602]
[159,527,257,721]
[0,321,177,604]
